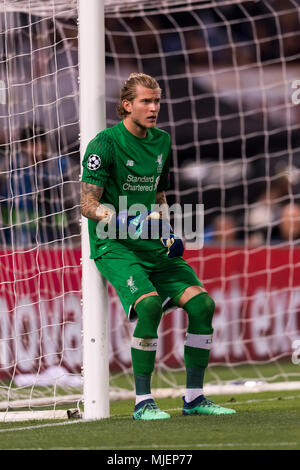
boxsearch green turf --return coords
[0,390,299,450]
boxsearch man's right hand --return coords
[116,210,163,240]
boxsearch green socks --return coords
[131,295,163,397]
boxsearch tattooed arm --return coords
[80,182,115,222]
[156,191,167,207]
[155,191,169,219]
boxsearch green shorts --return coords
[94,243,203,321]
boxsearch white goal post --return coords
[0,0,110,423]
[78,0,110,421]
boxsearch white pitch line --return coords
[0,419,83,433]
[1,393,300,433]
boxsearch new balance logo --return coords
[154,176,160,190]
[126,160,134,167]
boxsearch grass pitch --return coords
[0,390,299,451]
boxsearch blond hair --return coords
[117,73,161,119]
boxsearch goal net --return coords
[1,0,300,421]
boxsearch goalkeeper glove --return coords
[116,210,184,258]
[116,210,162,240]
[160,226,184,258]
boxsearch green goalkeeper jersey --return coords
[81,121,171,259]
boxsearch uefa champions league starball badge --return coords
[87,154,101,170]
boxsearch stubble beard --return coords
[132,115,157,130]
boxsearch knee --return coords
[201,293,215,322]
[133,294,163,339]
[186,292,215,317]
[184,292,215,333]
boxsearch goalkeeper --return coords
[80,73,236,420]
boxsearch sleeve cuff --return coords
[81,176,107,187]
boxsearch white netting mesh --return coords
[0,0,77,16]
[1,0,300,419]
[105,0,300,391]
[0,1,81,416]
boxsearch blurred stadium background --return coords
[1,0,300,419]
